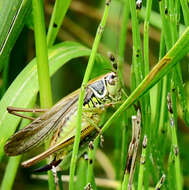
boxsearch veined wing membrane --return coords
[4,92,79,156]
[22,125,95,167]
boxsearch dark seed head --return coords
[142,135,147,148]
[89,159,93,164]
[165,8,168,15]
[53,23,58,28]
[174,146,179,156]
[89,141,94,150]
[136,0,142,9]
[106,0,111,6]
[85,183,92,190]
[108,52,115,62]
[172,88,176,92]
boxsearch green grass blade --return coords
[0,57,9,97]
[180,0,189,26]
[75,158,87,189]
[1,156,22,190]
[32,0,53,108]
[0,0,31,66]
[69,1,111,189]
[118,0,130,89]
[100,26,189,135]
[32,0,54,188]
[138,7,186,36]
[47,0,71,47]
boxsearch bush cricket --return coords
[4,71,123,172]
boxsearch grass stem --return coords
[32,0,54,189]
[47,0,71,47]
[167,84,182,190]
[180,0,189,26]
[137,135,147,190]
[32,0,53,108]
[118,0,130,89]
[69,1,111,189]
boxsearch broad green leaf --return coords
[0,0,31,68]
[0,41,111,162]
[0,95,36,190]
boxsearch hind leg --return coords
[7,106,48,121]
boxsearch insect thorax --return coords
[83,87,103,108]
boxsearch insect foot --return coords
[85,183,93,190]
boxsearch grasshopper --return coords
[4,72,122,171]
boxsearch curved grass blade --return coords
[0,0,31,67]
[0,95,36,190]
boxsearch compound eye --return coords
[107,73,116,85]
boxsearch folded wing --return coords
[4,92,79,156]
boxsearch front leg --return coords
[82,113,101,132]
[82,113,104,147]
[83,100,123,113]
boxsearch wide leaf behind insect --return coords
[0,41,112,162]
